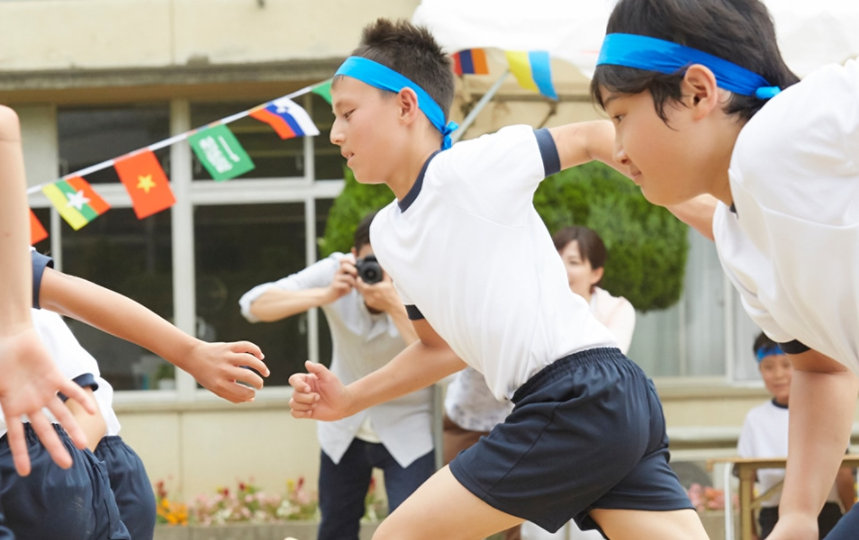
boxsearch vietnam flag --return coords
[452,49,489,76]
[114,150,176,219]
[249,97,320,140]
[42,176,110,230]
[29,209,48,245]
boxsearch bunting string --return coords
[27,47,560,241]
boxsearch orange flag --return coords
[114,150,176,219]
[29,209,48,245]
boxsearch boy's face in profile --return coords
[758,353,792,406]
[598,68,737,208]
[330,77,400,185]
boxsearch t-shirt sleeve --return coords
[433,125,560,224]
[31,250,54,309]
[238,255,341,322]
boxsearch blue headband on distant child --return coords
[335,56,458,149]
[596,33,781,100]
[755,344,784,362]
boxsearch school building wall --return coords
[4,0,858,504]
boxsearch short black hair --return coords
[346,18,455,119]
[590,0,799,122]
[353,211,378,252]
[752,331,779,356]
[552,226,608,288]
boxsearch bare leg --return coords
[372,466,523,540]
[590,508,708,540]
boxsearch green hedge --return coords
[322,162,688,312]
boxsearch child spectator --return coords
[738,332,855,539]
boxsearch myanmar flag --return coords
[452,49,489,76]
[114,150,176,219]
[249,97,320,140]
[29,209,48,245]
[504,50,558,100]
[42,176,110,230]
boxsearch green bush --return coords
[319,167,394,257]
[323,162,688,312]
[534,162,688,311]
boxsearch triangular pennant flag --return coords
[311,80,332,105]
[29,209,48,245]
[249,97,320,140]
[188,124,255,181]
[42,176,110,230]
[114,150,176,219]
[504,50,558,100]
[452,49,489,76]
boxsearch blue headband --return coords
[755,344,784,362]
[597,33,781,100]
[335,56,458,149]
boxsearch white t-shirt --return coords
[715,60,859,373]
[373,125,616,401]
[0,309,121,438]
[737,400,841,507]
[239,253,433,467]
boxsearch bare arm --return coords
[247,258,354,322]
[770,349,859,539]
[40,267,270,403]
[289,318,465,420]
[355,274,418,345]
[0,106,95,475]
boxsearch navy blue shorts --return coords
[449,348,692,533]
[95,435,156,540]
[0,425,130,539]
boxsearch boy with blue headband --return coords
[589,1,859,539]
[738,332,855,539]
[289,18,706,540]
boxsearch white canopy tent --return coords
[413,0,859,79]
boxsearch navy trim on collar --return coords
[398,150,441,212]
[771,398,788,410]
[535,128,561,177]
[729,203,737,215]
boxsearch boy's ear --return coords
[396,88,421,124]
[682,64,721,119]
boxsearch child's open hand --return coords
[288,361,350,421]
[0,326,97,475]
[184,340,269,403]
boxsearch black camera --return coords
[355,255,383,284]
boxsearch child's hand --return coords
[288,361,350,421]
[184,340,269,403]
[65,387,106,452]
[0,326,96,475]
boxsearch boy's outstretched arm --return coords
[289,318,465,420]
[549,120,717,240]
[39,267,270,403]
[769,350,859,540]
[0,105,96,476]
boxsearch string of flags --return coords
[29,48,558,244]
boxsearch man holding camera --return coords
[239,211,435,540]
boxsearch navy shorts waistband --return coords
[512,347,624,404]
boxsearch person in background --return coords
[240,212,435,540]
[737,332,855,539]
